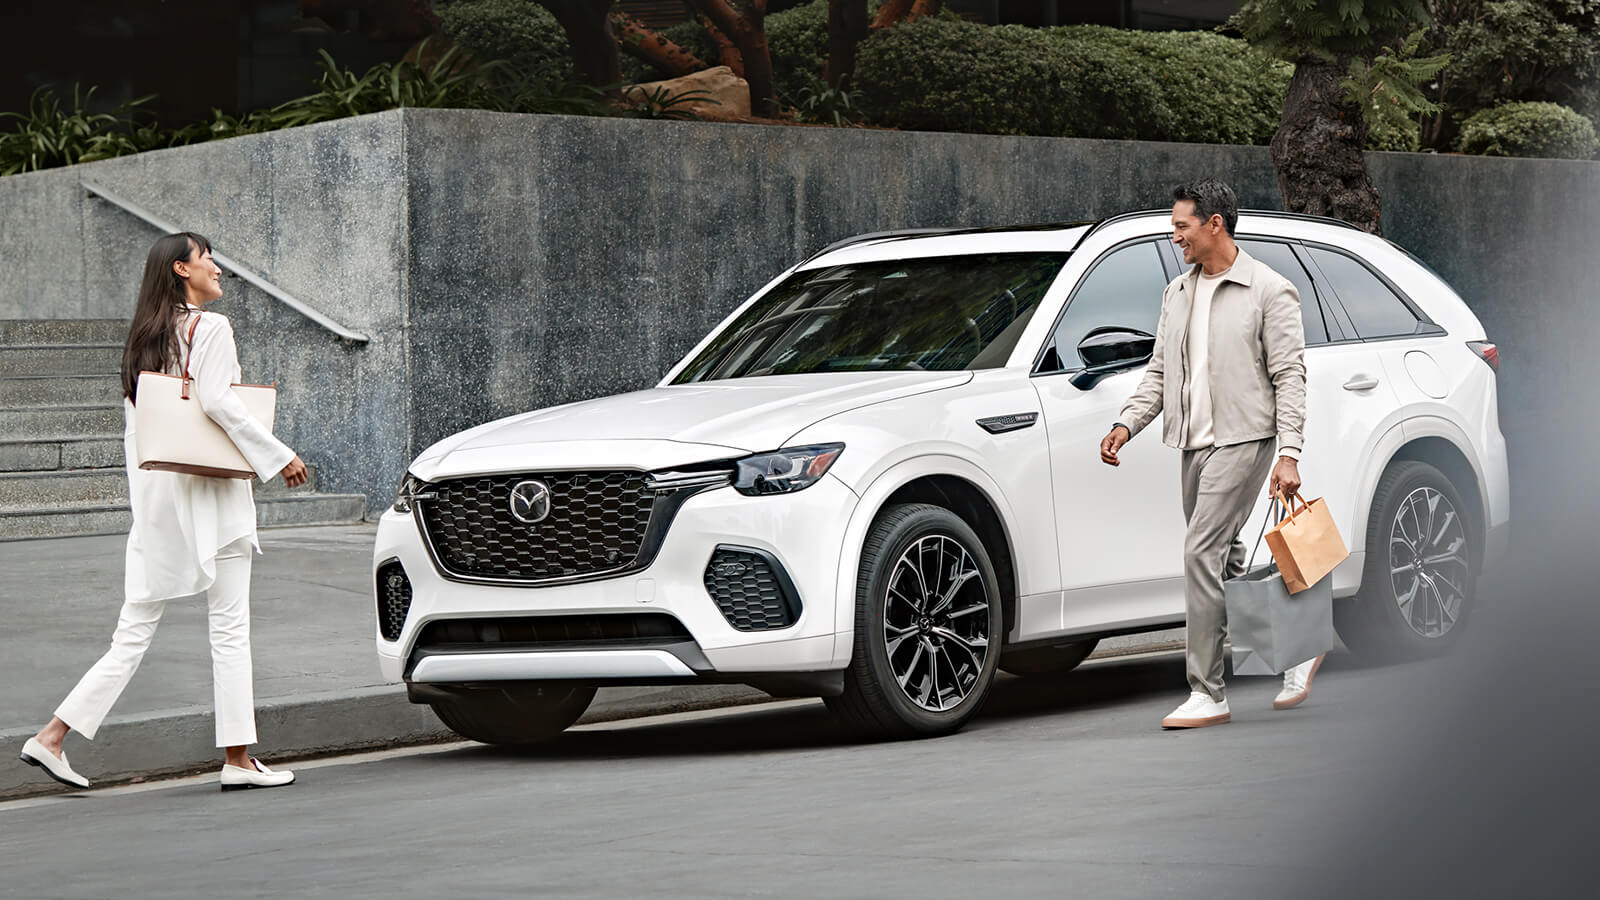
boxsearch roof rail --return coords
[1083,207,1365,242]
[81,179,371,344]
[802,220,1095,266]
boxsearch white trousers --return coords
[56,538,258,747]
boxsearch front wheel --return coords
[1335,460,1477,660]
[429,685,597,746]
[825,503,1004,739]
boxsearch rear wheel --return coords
[825,503,1003,739]
[999,639,1099,677]
[1335,460,1477,660]
[429,685,596,746]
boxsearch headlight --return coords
[392,473,434,514]
[733,444,845,496]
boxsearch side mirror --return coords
[1070,326,1155,391]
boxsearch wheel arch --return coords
[831,457,1026,664]
[1355,419,1490,575]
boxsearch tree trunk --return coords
[701,16,745,75]
[871,0,914,29]
[1269,57,1383,235]
[537,0,622,91]
[692,1,779,118]
[908,0,942,20]
[825,0,869,88]
[612,13,709,78]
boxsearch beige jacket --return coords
[1117,248,1306,454]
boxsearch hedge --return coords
[853,19,1291,145]
[1456,101,1599,159]
[437,0,571,89]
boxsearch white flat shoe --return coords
[220,758,295,791]
[1274,653,1327,710]
[1161,692,1231,729]
[20,737,89,789]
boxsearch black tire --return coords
[824,503,1004,739]
[998,638,1099,677]
[429,685,597,746]
[1335,460,1477,660]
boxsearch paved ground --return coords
[0,650,1410,899]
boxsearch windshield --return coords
[673,253,1069,383]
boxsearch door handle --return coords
[1343,374,1380,392]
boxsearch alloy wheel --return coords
[1388,487,1470,639]
[882,534,992,712]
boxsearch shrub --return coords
[437,0,572,88]
[1455,101,1599,158]
[767,0,831,102]
[853,18,1290,144]
[0,86,159,175]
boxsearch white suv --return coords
[373,210,1510,743]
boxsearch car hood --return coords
[411,371,972,480]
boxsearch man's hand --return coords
[1269,456,1301,500]
[279,454,308,488]
[1100,426,1131,467]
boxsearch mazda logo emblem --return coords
[508,480,553,524]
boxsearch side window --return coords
[1237,239,1329,345]
[1041,241,1168,372]
[1304,246,1421,339]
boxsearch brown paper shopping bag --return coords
[1265,491,1351,594]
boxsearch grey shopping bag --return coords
[1224,563,1335,675]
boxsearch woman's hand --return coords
[279,455,308,488]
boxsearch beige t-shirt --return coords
[1184,266,1230,450]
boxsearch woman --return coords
[19,232,308,791]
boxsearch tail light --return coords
[1467,341,1498,372]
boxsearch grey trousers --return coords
[1181,438,1278,701]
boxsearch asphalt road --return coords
[0,650,1429,900]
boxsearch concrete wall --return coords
[0,109,1591,512]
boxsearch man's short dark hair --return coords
[1172,180,1239,237]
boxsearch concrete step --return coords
[0,437,124,472]
[0,345,123,377]
[0,465,323,509]
[0,493,366,541]
[0,405,123,440]
[0,375,122,408]
[0,319,129,345]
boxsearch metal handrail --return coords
[81,179,370,343]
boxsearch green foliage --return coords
[1455,100,1599,157]
[628,87,719,120]
[1437,1,1600,114]
[259,44,500,130]
[794,85,864,126]
[853,19,1291,144]
[767,0,831,101]
[1232,0,1433,61]
[1345,29,1448,149]
[437,0,572,88]
[0,86,157,175]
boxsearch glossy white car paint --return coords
[376,211,1511,688]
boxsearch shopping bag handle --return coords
[1275,487,1310,522]
[1247,492,1293,572]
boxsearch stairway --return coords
[0,320,368,541]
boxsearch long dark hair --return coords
[121,232,211,402]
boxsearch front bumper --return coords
[373,473,859,685]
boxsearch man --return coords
[1100,180,1324,729]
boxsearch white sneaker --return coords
[220,758,296,791]
[1273,653,1327,710]
[20,737,90,789]
[1161,692,1231,729]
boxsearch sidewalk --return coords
[2,524,1180,799]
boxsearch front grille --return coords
[415,613,692,650]
[376,561,412,642]
[418,471,655,581]
[704,546,801,631]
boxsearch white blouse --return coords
[120,308,295,602]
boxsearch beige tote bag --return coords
[134,316,277,480]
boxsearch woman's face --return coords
[173,244,223,305]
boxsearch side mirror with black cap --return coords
[1069,326,1156,391]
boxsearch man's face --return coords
[1171,200,1220,266]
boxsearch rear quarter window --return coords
[1304,246,1424,340]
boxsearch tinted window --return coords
[1237,239,1329,345]
[673,253,1068,382]
[1043,241,1168,371]
[1305,246,1421,339]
